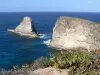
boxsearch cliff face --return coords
[50,16,100,51]
[8,16,38,38]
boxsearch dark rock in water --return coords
[50,16,100,51]
[8,16,38,38]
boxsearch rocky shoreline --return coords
[8,29,39,38]
[5,16,100,75]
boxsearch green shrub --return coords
[85,70,99,75]
[44,50,98,74]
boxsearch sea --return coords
[0,12,100,70]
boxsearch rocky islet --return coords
[8,16,38,38]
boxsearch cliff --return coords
[8,16,38,38]
[50,16,100,51]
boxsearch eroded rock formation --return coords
[50,16,100,51]
[8,16,38,38]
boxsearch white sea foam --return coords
[43,39,51,46]
[39,33,51,39]
[40,34,46,38]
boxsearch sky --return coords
[0,0,100,12]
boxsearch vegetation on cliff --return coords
[0,50,100,75]
[44,50,99,75]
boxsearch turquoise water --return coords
[0,12,100,69]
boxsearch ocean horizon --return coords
[0,12,100,69]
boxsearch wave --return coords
[39,34,46,38]
[43,39,51,46]
[39,33,52,39]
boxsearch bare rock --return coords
[27,68,69,75]
[8,16,38,38]
[50,16,100,51]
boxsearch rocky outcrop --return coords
[27,68,69,75]
[50,16,100,51]
[8,16,38,38]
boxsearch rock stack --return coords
[8,16,38,38]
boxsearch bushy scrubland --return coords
[1,50,100,75]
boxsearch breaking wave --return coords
[40,34,46,38]
[43,39,51,46]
